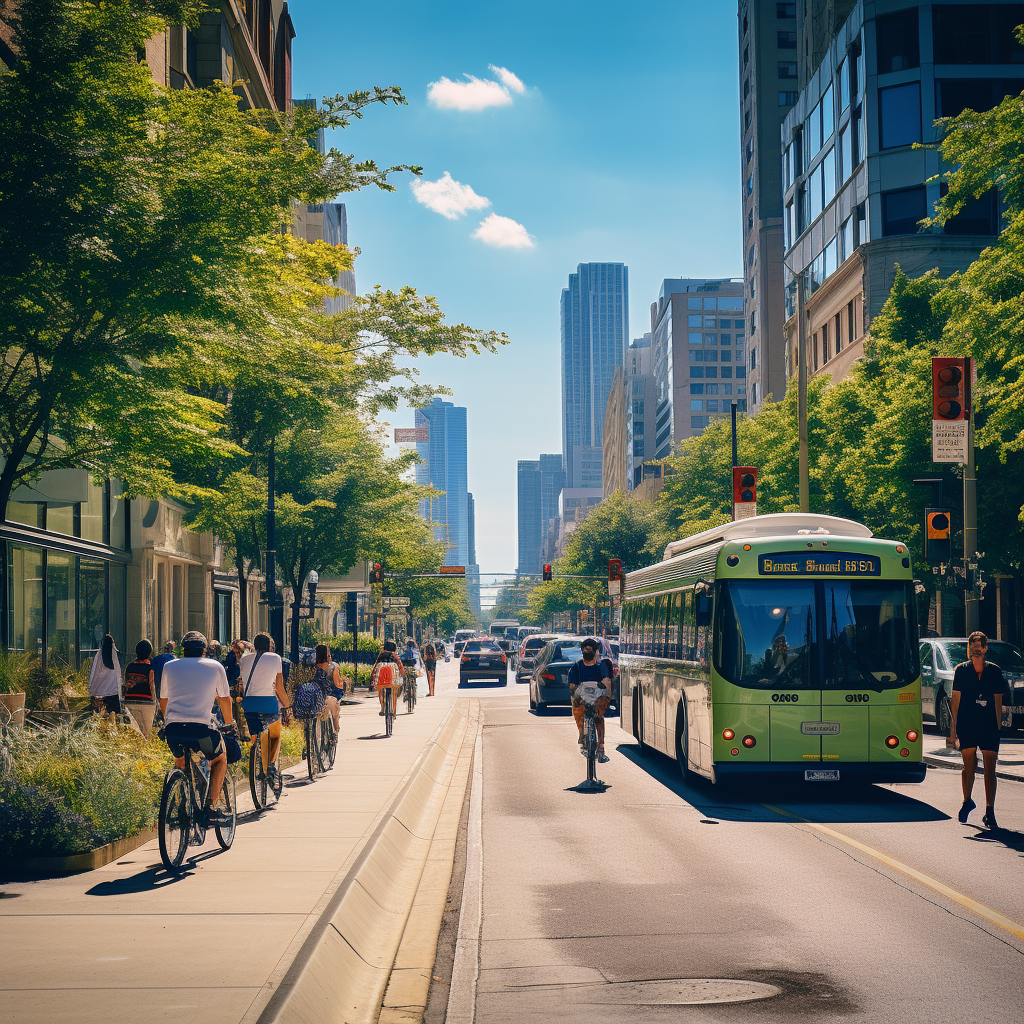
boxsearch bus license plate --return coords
[805,769,840,782]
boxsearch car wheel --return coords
[529,694,536,710]
[536,699,546,714]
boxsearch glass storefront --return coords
[79,558,106,662]
[46,552,74,668]
[7,545,43,658]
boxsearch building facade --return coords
[323,202,357,313]
[601,368,629,499]
[649,278,746,458]
[780,0,1014,385]
[415,399,470,569]
[560,263,630,489]
[517,455,564,576]
[467,492,481,619]
[624,334,657,490]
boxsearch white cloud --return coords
[427,75,513,112]
[472,213,534,249]
[411,172,491,220]
[488,65,526,94]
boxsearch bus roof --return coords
[662,513,872,562]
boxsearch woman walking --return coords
[88,634,122,716]
[423,640,437,696]
[123,640,157,736]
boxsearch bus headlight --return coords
[742,735,756,748]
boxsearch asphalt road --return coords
[451,663,1024,1023]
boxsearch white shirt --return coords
[88,651,122,697]
[239,651,283,697]
[162,656,230,726]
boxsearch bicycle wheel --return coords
[158,770,190,872]
[385,690,394,737]
[215,775,236,850]
[319,717,336,772]
[249,737,267,810]
[305,719,319,781]
[586,717,598,784]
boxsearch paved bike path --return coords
[0,677,460,1024]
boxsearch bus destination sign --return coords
[758,552,881,576]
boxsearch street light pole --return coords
[266,437,284,656]
[964,358,979,633]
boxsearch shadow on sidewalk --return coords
[964,826,1024,853]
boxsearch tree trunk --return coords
[236,548,249,641]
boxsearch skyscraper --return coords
[414,399,469,568]
[517,455,564,576]
[560,263,629,490]
[466,492,481,619]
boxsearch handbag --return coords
[223,731,243,764]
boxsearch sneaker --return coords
[379,710,385,716]
[597,749,610,764]
[204,805,230,827]
[982,808,999,830]
[958,798,976,824]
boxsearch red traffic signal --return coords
[932,358,970,421]
[542,564,552,581]
[369,563,382,584]
[732,466,757,504]
[608,558,623,582]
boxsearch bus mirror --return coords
[694,581,713,627]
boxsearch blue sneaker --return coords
[957,798,976,824]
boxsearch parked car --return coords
[459,639,507,685]
[529,636,618,713]
[515,633,558,684]
[920,636,1024,733]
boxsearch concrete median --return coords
[257,698,480,1024]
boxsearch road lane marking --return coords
[763,804,1024,942]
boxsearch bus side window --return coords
[653,595,665,658]
[667,593,681,660]
[683,590,695,661]
[643,597,654,656]
[625,601,635,654]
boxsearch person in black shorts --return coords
[423,641,437,696]
[950,630,1009,830]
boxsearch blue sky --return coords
[292,0,742,580]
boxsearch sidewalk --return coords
[923,732,1024,782]
[0,676,473,1024]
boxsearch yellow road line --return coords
[762,805,1024,942]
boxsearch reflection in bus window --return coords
[667,593,681,659]
[653,594,666,657]
[682,590,695,660]
[716,581,817,688]
[824,581,918,689]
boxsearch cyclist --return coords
[568,637,613,764]
[400,639,420,709]
[372,641,404,717]
[239,632,291,792]
[159,631,234,826]
[422,639,437,696]
[313,643,343,734]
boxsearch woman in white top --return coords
[88,634,122,715]
[239,632,292,787]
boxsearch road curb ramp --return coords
[256,698,479,1024]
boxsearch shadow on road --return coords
[964,826,1024,853]
[617,741,949,824]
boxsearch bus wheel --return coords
[675,702,691,781]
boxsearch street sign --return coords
[395,426,429,443]
[932,357,970,463]
[382,596,410,609]
[732,466,758,520]
[438,565,466,576]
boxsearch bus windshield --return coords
[715,579,918,690]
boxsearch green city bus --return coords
[620,513,925,785]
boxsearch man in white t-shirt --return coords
[239,632,291,789]
[160,631,234,824]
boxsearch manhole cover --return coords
[567,979,782,1005]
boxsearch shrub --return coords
[0,776,99,858]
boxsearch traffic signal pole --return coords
[965,388,979,632]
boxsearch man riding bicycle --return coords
[568,637,612,764]
[159,631,235,826]
[400,639,420,706]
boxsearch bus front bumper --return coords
[712,761,927,785]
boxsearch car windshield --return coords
[524,638,549,653]
[463,640,498,653]
[555,645,584,662]
[942,641,1024,673]
[716,580,918,690]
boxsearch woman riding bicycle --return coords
[371,641,404,717]
[239,633,292,791]
[313,644,343,733]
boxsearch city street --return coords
[458,665,1024,1023]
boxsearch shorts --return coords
[164,722,225,760]
[244,710,281,736]
[424,660,436,672]
[95,695,122,714]
[957,719,1001,753]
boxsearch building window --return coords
[745,108,751,130]
[632,399,645,416]
[840,122,853,182]
[750,309,758,333]
[744,78,750,99]
[747,173,754,195]
[690,383,704,395]
[820,83,834,142]
[751,382,758,405]
[750,347,757,370]
[743,44,749,67]
[633,439,644,457]
[822,321,830,363]
[778,30,797,48]
[877,8,920,73]
[632,380,645,395]
[634,420,645,435]
[779,91,798,106]
[813,332,819,370]
[835,312,843,354]
[748,208,754,231]
[880,82,921,149]
[688,314,702,327]
[941,183,999,235]
[721,348,732,363]
[690,400,703,412]
[882,186,927,235]
[745,139,753,165]
[840,216,853,261]
[691,416,710,429]
[822,146,836,205]
[736,366,746,380]
[690,366,704,378]
[777,2,795,16]
[748,244,755,266]
[778,61,797,79]
[848,299,857,341]
[703,316,717,328]
[721,366,733,379]
[839,57,850,112]
[688,331,702,344]
[933,4,1024,65]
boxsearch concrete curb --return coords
[924,754,1024,783]
[254,699,478,1024]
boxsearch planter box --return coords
[0,691,26,727]
[3,827,158,879]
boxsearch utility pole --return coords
[265,438,284,658]
[964,357,979,633]
[796,271,809,512]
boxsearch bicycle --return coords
[403,667,417,714]
[383,685,395,737]
[158,731,236,872]
[249,726,283,811]
[578,703,605,791]
[318,712,337,772]
[304,715,321,782]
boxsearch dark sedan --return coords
[515,633,558,683]
[529,637,619,713]
[459,639,507,685]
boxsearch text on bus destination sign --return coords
[757,552,881,576]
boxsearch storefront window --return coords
[80,479,107,542]
[79,558,106,662]
[110,480,127,550]
[109,562,126,654]
[46,552,75,667]
[46,503,75,538]
[8,544,43,659]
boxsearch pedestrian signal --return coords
[732,466,758,520]
[369,563,383,584]
[924,509,951,566]
[542,564,552,582]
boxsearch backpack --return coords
[401,648,416,666]
[312,664,334,696]
[293,676,327,720]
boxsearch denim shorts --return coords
[244,710,281,736]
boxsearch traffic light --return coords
[608,558,623,582]
[542,564,552,581]
[732,466,758,520]
[369,563,383,584]
[932,358,969,421]
[924,509,951,566]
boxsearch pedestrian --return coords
[423,639,437,696]
[88,634,122,715]
[950,630,1010,830]
[123,640,157,737]
[150,640,177,701]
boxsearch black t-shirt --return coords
[567,659,611,690]
[952,660,1009,729]
[123,660,154,702]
